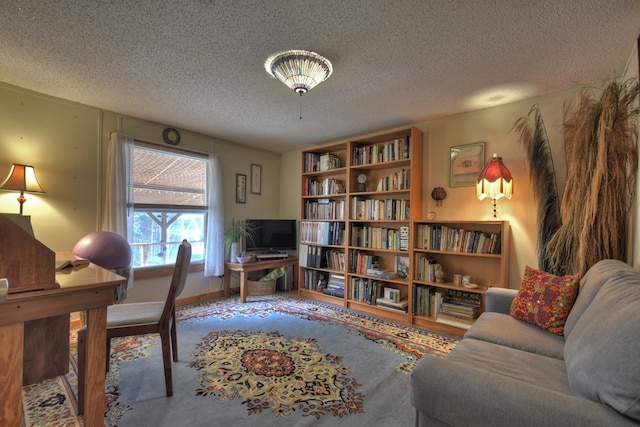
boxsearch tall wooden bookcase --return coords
[299,126,423,323]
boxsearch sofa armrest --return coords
[485,287,517,314]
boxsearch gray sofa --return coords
[410,259,640,426]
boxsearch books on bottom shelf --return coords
[321,273,345,298]
[436,313,475,329]
[376,297,409,312]
[436,301,480,330]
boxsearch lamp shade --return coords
[265,50,333,94]
[0,164,45,193]
[476,154,512,200]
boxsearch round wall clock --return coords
[162,127,181,145]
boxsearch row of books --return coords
[350,225,409,251]
[300,221,345,245]
[304,177,344,197]
[351,197,410,221]
[349,251,379,275]
[350,278,409,312]
[304,152,342,173]
[303,199,346,220]
[416,224,501,254]
[374,168,410,192]
[352,137,410,166]
[299,244,345,271]
[412,285,480,328]
[415,254,438,282]
[301,269,324,291]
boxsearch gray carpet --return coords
[24,293,458,427]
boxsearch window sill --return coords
[134,262,204,279]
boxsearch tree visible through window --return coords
[131,145,207,267]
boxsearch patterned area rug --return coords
[22,293,457,426]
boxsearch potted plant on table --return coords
[224,219,257,262]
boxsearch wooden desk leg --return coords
[0,322,24,427]
[223,266,230,298]
[239,271,247,303]
[83,306,108,427]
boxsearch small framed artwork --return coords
[250,163,262,195]
[236,173,246,203]
[450,142,485,187]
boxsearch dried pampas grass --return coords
[547,80,639,275]
[513,105,562,274]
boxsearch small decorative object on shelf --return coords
[357,173,367,192]
[434,263,447,283]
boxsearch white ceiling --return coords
[1,1,639,153]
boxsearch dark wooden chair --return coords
[77,239,191,414]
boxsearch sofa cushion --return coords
[447,338,570,391]
[564,268,640,421]
[465,312,565,359]
[509,266,580,335]
[411,338,640,427]
[564,259,633,337]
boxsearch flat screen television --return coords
[246,219,297,252]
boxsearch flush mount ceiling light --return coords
[264,49,333,95]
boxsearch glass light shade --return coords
[476,154,512,200]
[265,50,333,94]
[0,164,44,193]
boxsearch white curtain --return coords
[101,132,134,294]
[205,154,224,276]
[102,132,134,237]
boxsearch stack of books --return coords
[322,274,345,297]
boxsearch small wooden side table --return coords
[224,256,298,302]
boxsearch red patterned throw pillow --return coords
[509,266,581,335]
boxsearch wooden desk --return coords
[0,265,125,427]
[224,256,298,302]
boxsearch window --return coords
[131,145,208,268]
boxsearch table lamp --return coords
[0,164,45,215]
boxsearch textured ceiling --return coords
[1,1,639,153]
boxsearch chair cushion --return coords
[106,302,164,327]
[509,266,580,335]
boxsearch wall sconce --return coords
[476,154,512,218]
[0,164,45,215]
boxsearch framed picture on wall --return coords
[250,163,262,195]
[450,142,485,187]
[236,174,246,203]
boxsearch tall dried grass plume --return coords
[548,80,639,275]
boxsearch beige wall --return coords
[280,81,636,289]
[0,83,283,302]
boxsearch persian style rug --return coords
[22,293,457,426]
